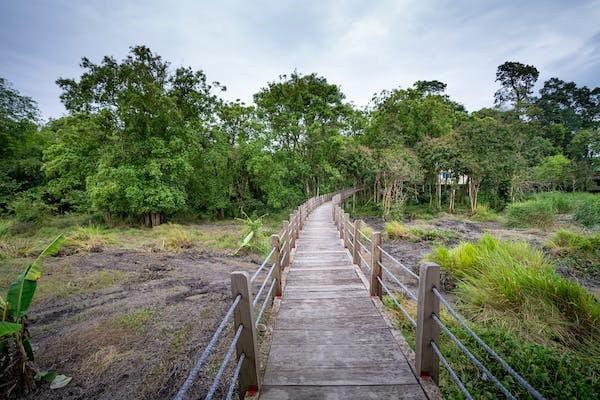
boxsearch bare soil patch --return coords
[17,247,261,400]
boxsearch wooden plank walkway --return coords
[260,202,428,399]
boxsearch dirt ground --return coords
[16,247,262,400]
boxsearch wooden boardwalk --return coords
[260,202,428,399]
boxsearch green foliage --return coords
[234,212,269,254]
[429,234,600,351]
[506,199,555,228]
[1,235,70,397]
[384,221,409,240]
[573,195,600,228]
[8,190,55,223]
[532,154,573,190]
[470,204,499,222]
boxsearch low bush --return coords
[573,195,600,228]
[66,225,114,252]
[384,221,409,240]
[7,191,54,224]
[506,199,555,228]
[470,203,498,222]
[429,234,600,351]
[154,224,194,252]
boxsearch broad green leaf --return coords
[241,231,254,247]
[35,370,56,381]
[23,335,34,361]
[0,321,22,337]
[50,374,72,389]
[7,266,37,319]
[0,295,5,319]
[26,234,65,281]
[7,235,64,318]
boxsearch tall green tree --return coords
[57,46,219,225]
[494,61,539,115]
[254,72,353,195]
[0,77,44,210]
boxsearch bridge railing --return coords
[173,191,336,400]
[333,194,546,400]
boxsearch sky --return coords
[1,0,599,120]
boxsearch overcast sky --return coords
[1,0,599,120]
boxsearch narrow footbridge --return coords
[260,201,426,399]
[174,190,546,400]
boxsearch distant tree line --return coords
[1,47,598,224]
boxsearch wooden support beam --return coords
[415,262,440,384]
[369,232,382,297]
[230,271,261,396]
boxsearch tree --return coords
[57,46,219,225]
[41,114,107,212]
[494,61,539,114]
[457,116,517,212]
[254,72,353,195]
[366,82,465,148]
[0,77,44,211]
[533,78,600,150]
[532,154,574,191]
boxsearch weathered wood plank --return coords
[259,384,427,399]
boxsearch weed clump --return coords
[429,234,600,351]
[470,203,498,222]
[384,221,409,239]
[573,196,600,228]
[66,225,113,252]
[506,199,555,228]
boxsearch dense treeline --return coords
[1,46,598,225]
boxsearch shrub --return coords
[234,212,269,255]
[384,221,409,240]
[506,199,555,228]
[573,196,600,228]
[7,191,54,224]
[428,234,600,350]
[154,224,193,252]
[470,203,498,222]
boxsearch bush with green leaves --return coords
[7,190,54,224]
[506,199,555,228]
[1,235,71,397]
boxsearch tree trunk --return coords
[449,187,456,213]
[436,173,442,209]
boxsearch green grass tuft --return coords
[573,196,600,228]
[506,199,555,228]
[428,234,600,351]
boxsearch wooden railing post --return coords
[282,220,290,268]
[271,235,282,297]
[352,219,362,265]
[369,232,382,297]
[416,262,440,384]
[230,271,260,395]
[295,211,300,240]
[338,208,344,239]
